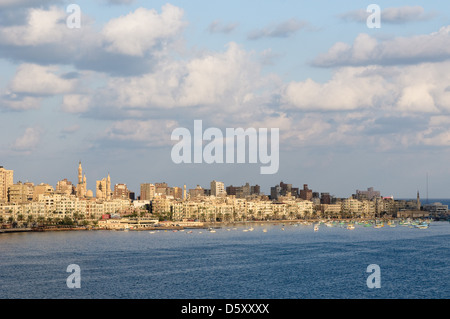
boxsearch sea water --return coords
[0,221,449,299]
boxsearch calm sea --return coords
[0,220,449,299]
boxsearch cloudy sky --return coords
[1,0,450,199]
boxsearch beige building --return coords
[56,179,74,196]
[0,166,13,203]
[211,180,226,197]
[8,182,33,204]
[140,183,155,200]
[96,174,112,200]
[33,183,54,201]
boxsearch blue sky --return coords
[1,0,450,198]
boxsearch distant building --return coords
[189,185,205,198]
[299,184,312,201]
[8,182,33,204]
[423,202,448,218]
[356,187,380,200]
[33,183,54,201]
[140,183,155,201]
[113,184,130,200]
[96,174,112,200]
[56,178,75,196]
[211,180,226,197]
[0,166,13,203]
[320,193,331,205]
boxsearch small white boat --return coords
[347,224,355,230]
[314,225,319,232]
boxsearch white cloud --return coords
[102,119,179,147]
[9,64,77,95]
[0,94,42,111]
[282,61,450,113]
[313,26,450,67]
[11,127,43,152]
[61,94,91,113]
[94,42,276,114]
[101,4,186,57]
[0,6,68,46]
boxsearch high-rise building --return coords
[96,173,112,200]
[140,183,155,200]
[8,181,33,204]
[56,178,75,196]
[320,193,331,205]
[113,184,130,200]
[355,187,380,200]
[189,185,205,198]
[210,180,226,197]
[33,183,54,201]
[299,184,313,201]
[0,166,13,203]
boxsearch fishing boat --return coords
[347,224,355,230]
[314,224,319,232]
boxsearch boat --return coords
[347,224,355,230]
[314,225,319,232]
[263,229,267,233]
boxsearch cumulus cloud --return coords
[313,26,450,67]
[61,94,91,113]
[282,61,450,114]
[102,5,186,57]
[0,5,186,76]
[9,63,77,95]
[101,119,179,147]
[87,42,277,116]
[11,127,43,153]
[0,94,42,111]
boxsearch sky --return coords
[1,0,450,199]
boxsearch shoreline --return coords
[1,217,436,234]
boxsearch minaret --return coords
[78,161,83,185]
[417,190,421,211]
[106,173,111,200]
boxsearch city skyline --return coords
[1,1,450,198]
[0,162,435,201]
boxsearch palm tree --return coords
[17,214,24,227]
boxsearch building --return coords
[423,202,448,218]
[96,174,112,201]
[56,179,75,196]
[210,180,226,197]
[76,162,87,199]
[189,185,205,198]
[299,184,313,201]
[33,183,54,201]
[8,182,33,204]
[140,183,155,200]
[320,193,331,205]
[113,184,131,200]
[356,187,380,200]
[0,166,13,203]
